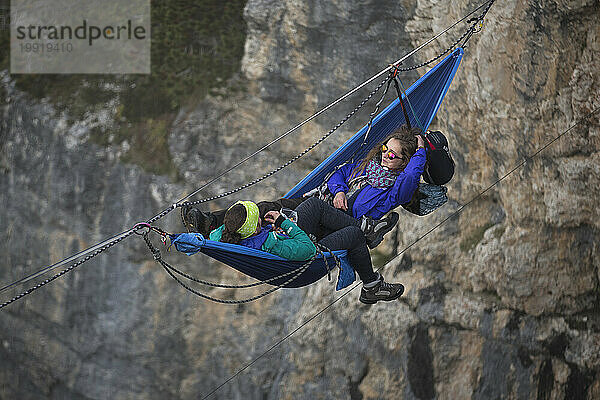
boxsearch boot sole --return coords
[181,205,198,233]
[366,212,400,249]
[359,285,405,304]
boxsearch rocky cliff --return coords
[1,0,599,399]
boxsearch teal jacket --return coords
[209,219,316,261]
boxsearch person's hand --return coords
[263,211,281,225]
[416,135,425,149]
[333,192,348,211]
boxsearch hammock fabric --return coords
[171,233,354,290]
[173,48,464,289]
[286,48,464,198]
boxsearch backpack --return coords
[422,130,454,185]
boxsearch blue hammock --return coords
[171,233,354,289]
[286,48,464,198]
[173,48,464,290]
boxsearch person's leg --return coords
[295,197,398,249]
[296,197,361,231]
[312,216,404,304]
[293,197,331,240]
[318,226,379,283]
[273,197,306,210]
[216,197,306,227]
[295,198,376,282]
[212,209,226,227]
[182,205,218,235]
[183,197,305,234]
[271,196,403,303]
[256,197,305,219]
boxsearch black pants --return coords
[295,197,378,284]
[213,197,306,227]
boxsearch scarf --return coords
[364,159,399,188]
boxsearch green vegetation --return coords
[0,0,247,176]
[459,221,495,252]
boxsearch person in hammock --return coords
[184,125,426,248]
[210,200,317,261]
[324,125,426,224]
[213,198,405,304]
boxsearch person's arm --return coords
[262,213,316,261]
[386,148,427,206]
[326,162,356,195]
[327,162,359,211]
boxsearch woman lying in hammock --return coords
[184,125,426,249]
[210,200,316,261]
[212,197,405,304]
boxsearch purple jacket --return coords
[327,148,426,219]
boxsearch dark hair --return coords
[221,204,246,244]
[350,125,420,179]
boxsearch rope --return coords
[0,229,134,295]
[382,106,600,267]
[392,0,495,72]
[199,106,599,399]
[163,262,310,290]
[180,74,391,208]
[0,229,136,310]
[161,243,337,290]
[1,68,385,301]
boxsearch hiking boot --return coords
[181,205,216,236]
[359,275,404,304]
[360,212,399,249]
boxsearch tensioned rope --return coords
[199,107,600,399]
[0,0,495,307]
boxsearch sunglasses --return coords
[381,144,401,160]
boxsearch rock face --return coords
[1,0,599,399]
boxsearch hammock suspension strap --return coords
[353,72,396,161]
[391,72,426,133]
[389,65,414,131]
